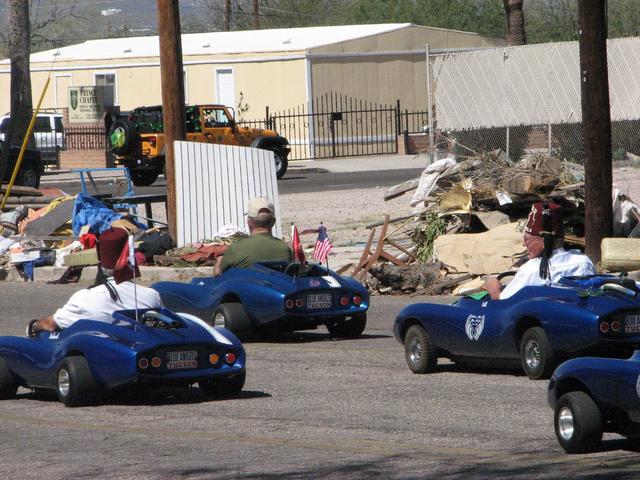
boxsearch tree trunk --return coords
[503,0,527,46]
[579,0,612,263]
[0,0,34,181]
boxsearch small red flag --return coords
[291,224,305,264]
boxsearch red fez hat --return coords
[97,227,139,284]
[524,202,564,238]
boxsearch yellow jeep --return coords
[107,104,290,186]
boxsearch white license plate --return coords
[625,315,640,334]
[167,350,198,369]
[307,293,332,309]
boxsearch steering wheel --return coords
[141,309,179,327]
[496,271,517,281]
[284,262,304,277]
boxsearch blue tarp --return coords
[72,194,123,236]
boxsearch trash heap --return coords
[360,150,605,295]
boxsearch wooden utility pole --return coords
[578,0,612,263]
[156,0,186,240]
[224,0,231,31]
[253,0,260,30]
[503,0,527,45]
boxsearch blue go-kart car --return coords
[393,275,640,380]
[153,261,369,340]
[548,350,640,453]
[0,308,246,407]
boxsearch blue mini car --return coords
[548,350,640,453]
[393,275,640,379]
[153,261,369,340]
[0,308,246,407]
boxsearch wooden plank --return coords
[410,273,472,297]
[384,177,420,201]
[0,184,43,196]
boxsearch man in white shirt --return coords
[484,202,595,300]
[27,227,163,335]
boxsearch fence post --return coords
[396,99,401,136]
[426,43,434,159]
[265,106,269,129]
[506,127,510,159]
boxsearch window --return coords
[54,117,64,133]
[95,72,117,106]
[202,108,231,128]
[34,116,52,132]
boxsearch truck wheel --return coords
[0,356,18,400]
[211,303,253,341]
[15,160,41,188]
[520,327,556,380]
[108,119,139,156]
[327,313,367,338]
[200,370,246,398]
[404,325,437,374]
[272,150,288,179]
[555,391,603,453]
[56,356,99,407]
[130,169,159,187]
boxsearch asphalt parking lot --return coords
[0,283,639,479]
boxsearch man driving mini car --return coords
[484,201,595,300]
[27,227,163,335]
[214,196,292,276]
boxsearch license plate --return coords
[625,314,640,334]
[167,350,198,369]
[307,293,332,309]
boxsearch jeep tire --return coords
[129,168,160,187]
[271,149,288,179]
[108,119,140,156]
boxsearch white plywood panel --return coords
[174,141,280,247]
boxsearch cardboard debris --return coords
[601,238,640,271]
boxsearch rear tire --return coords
[211,303,253,341]
[326,313,367,338]
[108,119,139,156]
[0,357,18,400]
[404,325,437,374]
[520,327,556,380]
[554,391,603,453]
[199,370,245,398]
[56,356,99,407]
[272,150,288,179]
[129,169,159,187]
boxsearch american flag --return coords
[313,224,333,264]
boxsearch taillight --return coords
[138,358,149,369]
[600,322,610,333]
[285,299,294,309]
[611,320,622,332]
[340,296,349,306]
[148,136,157,148]
[151,357,162,368]
[353,295,362,306]
[209,353,220,365]
[295,298,304,308]
[224,352,237,364]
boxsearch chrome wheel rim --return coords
[273,153,282,173]
[58,369,70,397]
[408,337,423,365]
[525,340,541,369]
[558,406,575,441]
[213,312,226,328]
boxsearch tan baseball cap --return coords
[247,196,274,217]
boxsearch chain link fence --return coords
[431,37,640,165]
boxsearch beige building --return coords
[0,23,503,118]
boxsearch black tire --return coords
[108,119,140,156]
[15,160,41,188]
[326,313,367,338]
[211,303,253,341]
[56,356,99,407]
[271,149,288,179]
[554,391,603,453]
[520,327,556,380]
[404,325,437,374]
[129,168,160,187]
[0,357,18,400]
[199,370,246,398]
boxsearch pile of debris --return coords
[358,150,609,295]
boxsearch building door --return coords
[55,74,72,111]
[216,68,235,109]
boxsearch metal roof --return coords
[24,23,419,63]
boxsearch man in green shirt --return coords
[214,196,293,276]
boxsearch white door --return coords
[55,74,72,111]
[216,69,235,109]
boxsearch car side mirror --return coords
[229,119,237,133]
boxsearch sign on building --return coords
[68,86,107,123]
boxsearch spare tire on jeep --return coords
[108,119,140,156]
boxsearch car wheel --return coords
[271,149,288,179]
[15,161,41,188]
[520,327,556,380]
[554,391,603,453]
[199,370,246,398]
[326,313,367,338]
[211,303,253,341]
[404,325,437,374]
[56,356,99,407]
[108,119,139,156]
[0,356,18,400]
[129,168,159,187]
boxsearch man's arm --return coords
[213,255,224,277]
[484,276,503,300]
[28,315,59,336]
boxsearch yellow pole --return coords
[1,76,52,211]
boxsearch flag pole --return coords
[128,235,139,322]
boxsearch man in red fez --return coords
[484,202,595,300]
[27,227,163,335]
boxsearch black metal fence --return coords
[66,125,106,150]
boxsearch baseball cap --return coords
[247,197,274,217]
[524,202,564,238]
